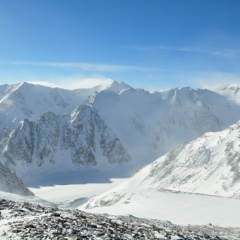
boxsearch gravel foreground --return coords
[0,199,239,240]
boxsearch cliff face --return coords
[0,105,131,183]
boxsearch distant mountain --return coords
[83,121,240,209]
[1,81,240,186]
[0,162,33,196]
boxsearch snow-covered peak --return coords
[96,79,132,93]
[0,82,97,128]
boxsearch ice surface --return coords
[81,189,240,227]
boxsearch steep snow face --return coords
[83,121,240,209]
[95,79,132,93]
[144,120,240,198]
[0,162,33,196]
[92,86,240,166]
[0,104,131,184]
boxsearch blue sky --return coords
[1,0,240,90]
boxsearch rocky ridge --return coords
[0,199,239,240]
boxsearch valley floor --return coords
[81,189,240,228]
[30,180,240,228]
[29,178,124,208]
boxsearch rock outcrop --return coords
[0,199,238,239]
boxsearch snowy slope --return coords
[0,191,55,208]
[82,120,240,211]
[0,162,33,196]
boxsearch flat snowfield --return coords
[30,181,240,227]
[81,189,240,227]
[29,178,124,204]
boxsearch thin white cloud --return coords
[193,72,240,90]
[2,60,154,72]
[27,75,110,90]
[128,45,240,58]
[27,81,59,88]
[0,98,14,112]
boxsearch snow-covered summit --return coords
[0,82,86,127]
[95,79,132,93]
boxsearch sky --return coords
[1,0,240,90]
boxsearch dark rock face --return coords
[0,105,131,170]
[0,199,239,240]
[0,164,34,196]
[2,120,34,166]
[35,112,60,165]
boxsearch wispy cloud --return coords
[0,60,155,72]
[128,45,240,58]
[27,75,110,90]
[193,72,240,90]
[0,98,14,112]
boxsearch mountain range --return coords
[1,80,240,194]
